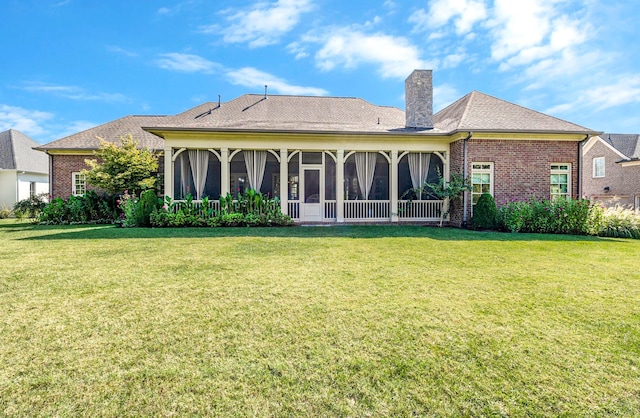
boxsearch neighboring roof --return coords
[434,91,593,134]
[151,94,408,133]
[35,115,167,151]
[601,133,640,160]
[0,129,48,173]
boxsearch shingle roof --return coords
[35,115,166,151]
[434,91,592,133]
[0,129,48,173]
[153,94,407,133]
[39,90,597,151]
[601,133,640,160]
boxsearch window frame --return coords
[593,157,605,178]
[550,163,571,199]
[471,162,494,209]
[72,172,86,196]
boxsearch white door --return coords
[301,168,322,222]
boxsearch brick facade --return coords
[449,138,580,226]
[582,139,640,209]
[50,153,164,199]
[50,154,93,199]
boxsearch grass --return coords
[1,219,639,416]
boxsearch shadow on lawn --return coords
[1,221,623,242]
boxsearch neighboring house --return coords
[36,70,598,225]
[582,134,640,209]
[0,129,49,209]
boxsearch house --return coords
[582,134,640,210]
[36,70,599,225]
[0,129,49,209]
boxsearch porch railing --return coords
[172,200,220,215]
[397,200,442,220]
[324,200,337,219]
[288,201,300,219]
[344,200,390,220]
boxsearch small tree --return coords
[83,134,159,195]
[470,193,498,230]
[420,171,471,227]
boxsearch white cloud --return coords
[156,53,220,73]
[107,45,138,57]
[544,74,640,118]
[55,120,97,139]
[0,104,53,137]
[225,67,328,96]
[410,0,487,35]
[488,0,590,70]
[20,82,128,102]
[308,28,433,78]
[202,0,313,48]
[433,84,462,112]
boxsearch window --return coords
[72,172,86,196]
[550,164,571,199]
[471,162,494,207]
[593,157,605,178]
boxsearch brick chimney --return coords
[405,69,433,130]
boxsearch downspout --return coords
[462,131,472,228]
[578,134,590,199]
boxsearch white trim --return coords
[71,172,86,196]
[550,163,571,199]
[592,156,605,178]
[583,136,628,160]
[471,162,494,209]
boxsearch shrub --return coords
[596,206,640,239]
[136,189,160,227]
[118,191,138,227]
[497,198,595,235]
[0,205,11,219]
[470,193,498,230]
[13,193,48,220]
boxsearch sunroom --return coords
[166,145,448,223]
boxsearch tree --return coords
[83,134,159,195]
[419,171,471,227]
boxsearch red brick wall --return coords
[51,154,94,199]
[51,153,164,199]
[449,138,580,226]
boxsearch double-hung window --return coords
[550,164,571,199]
[72,172,86,196]
[593,157,605,178]
[471,162,494,208]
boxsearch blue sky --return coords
[1,0,639,144]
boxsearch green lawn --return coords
[1,220,639,417]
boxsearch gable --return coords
[0,129,48,173]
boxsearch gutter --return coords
[578,134,594,198]
[462,131,472,228]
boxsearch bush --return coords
[149,190,294,228]
[596,206,640,239]
[0,205,11,219]
[497,198,594,235]
[136,189,160,227]
[13,193,48,220]
[39,192,119,225]
[470,193,498,230]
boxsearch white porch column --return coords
[164,146,173,199]
[221,147,230,195]
[391,150,399,222]
[336,149,345,223]
[280,148,288,215]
